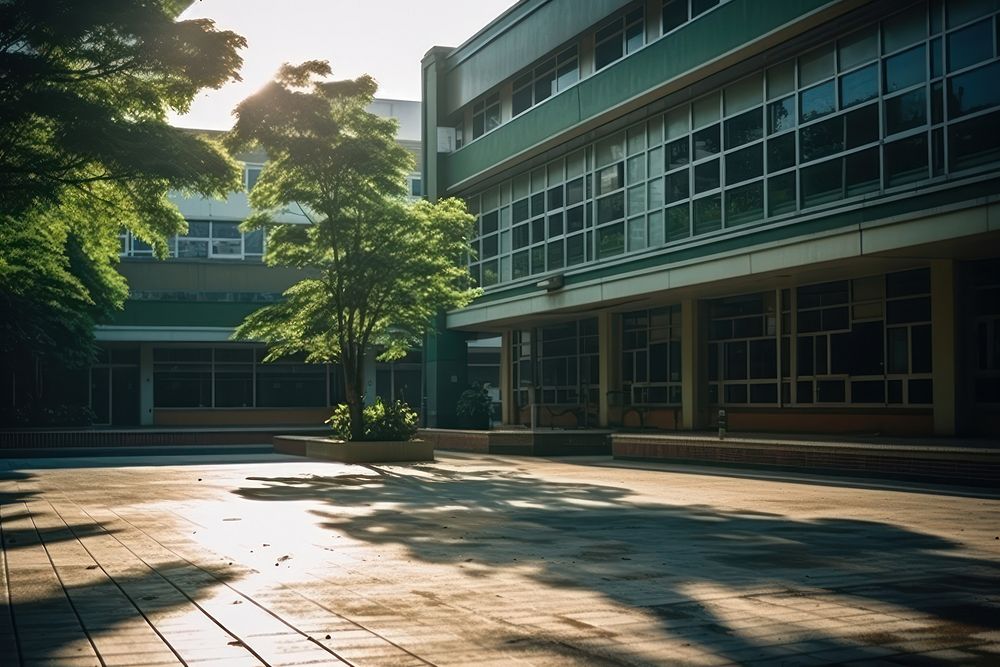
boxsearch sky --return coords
[168,0,517,131]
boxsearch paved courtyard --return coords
[1,451,999,666]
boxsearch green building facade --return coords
[422,0,1000,436]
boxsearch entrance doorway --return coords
[89,347,140,426]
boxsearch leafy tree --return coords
[227,61,478,441]
[0,0,246,416]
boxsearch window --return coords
[409,177,423,197]
[465,1,1000,287]
[595,8,644,71]
[512,47,579,117]
[472,92,500,140]
[708,292,779,405]
[244,165,262,191]
[622,307,682,404]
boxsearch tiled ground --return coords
[1,451,999,666]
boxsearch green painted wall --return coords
[106,300,262,328]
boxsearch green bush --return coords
[456,383,492,428]
[326,398,419,442]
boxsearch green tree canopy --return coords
[0,0,246,418]
[227,61,478,440]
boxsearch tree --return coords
[227,61,478,441]
[0,0,245,417]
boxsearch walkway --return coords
[1,451,999,665]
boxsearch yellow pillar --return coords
[931,259,957,436]
[681,299,704,430]
[499,330,513,426]
[597,312,618,427]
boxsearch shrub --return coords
[456,383,492,428]
[326,397,418,442]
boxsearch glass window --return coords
[839,26,878,70]
[725,181,764,226]
[693,124,721,158]
[597,222,625,258]
[692,0,720,17]
[885,87,927,135]
[948,19,994,72]
[694,159,720,193]
[597,192,625,224]
[885,133,929,187]
[665,170,689,203]
[666,203,690,240]
[725,144,763,185]
[884,45,926,93]
[596,133,626,167]
[767,132,796,172]
[663,0,688,32]
[947,0,994,27]
[800,80,836,121]
[947,61,1000,118]
[800,115,844,163]
[949,108,1000,171]
[666,106,689,140]
[846,103,880,148]
[882,3,927,54]
[800,44,835,87]
[724,108,763,148]
[768,96,796,134]
[597,163,624,195]
[667,137,689,169]
[840,64,879,108]
[693,93,720,127]
[800,158,843,208]
[845,147,881,196]
[725,74,763,116]
[767,172,797,216]
[692,195,722,235]
[767,60,796,99]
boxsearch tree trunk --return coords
[342,350,366,441]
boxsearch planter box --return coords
[273,435,433,463]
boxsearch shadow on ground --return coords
[235,462,1000,665]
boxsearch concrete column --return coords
[598,311,618,427]
[500,330,513,426]
[931,259,957,435]
[423,314,469,428]
[139,343,154,426]
[680,299,702,430]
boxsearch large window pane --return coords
[840,64,878,109]
[883,3,926,54]
[667,137,689,169]
[947,61,1000,118]
[725,181,764,226]
[799,44,835,86]
[846,103,879,148]
[800,158,843,208]
[884,45,926,93]
[768,96,796,134]
[693,124,721,158]
[839,26,878,70]
[799,115,844,163]
[885,133,929,187]
[767,173,797,216]
[665,203,690,241]
[949,108,1000,171]
[694,159,720,193]
[884,87,927,135]
[800,81,836,121]
[692,195,722,235]
[725,144,763,184]
[845,148,881,196]
[724,108,763,148]
[947,18,993,72]
[597,222,624,258]
[665,170,689,203]
[767,132,796,172]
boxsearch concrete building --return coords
[421,0,1000,436]
[88,99,425,427]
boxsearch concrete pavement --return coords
[1,451,999,665]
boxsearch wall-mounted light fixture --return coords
[535,274,564,292]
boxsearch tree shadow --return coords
[234,463,1000,664]
[0,560,245,665]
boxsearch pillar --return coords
[597,311,619,427]
[931,259,957,435]
[139,343,154,425]
[500,330,514,426]
[680,299,706,430]
[423,313,469,428]
[363,347,378,407]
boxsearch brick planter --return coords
[273,435,433,463]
